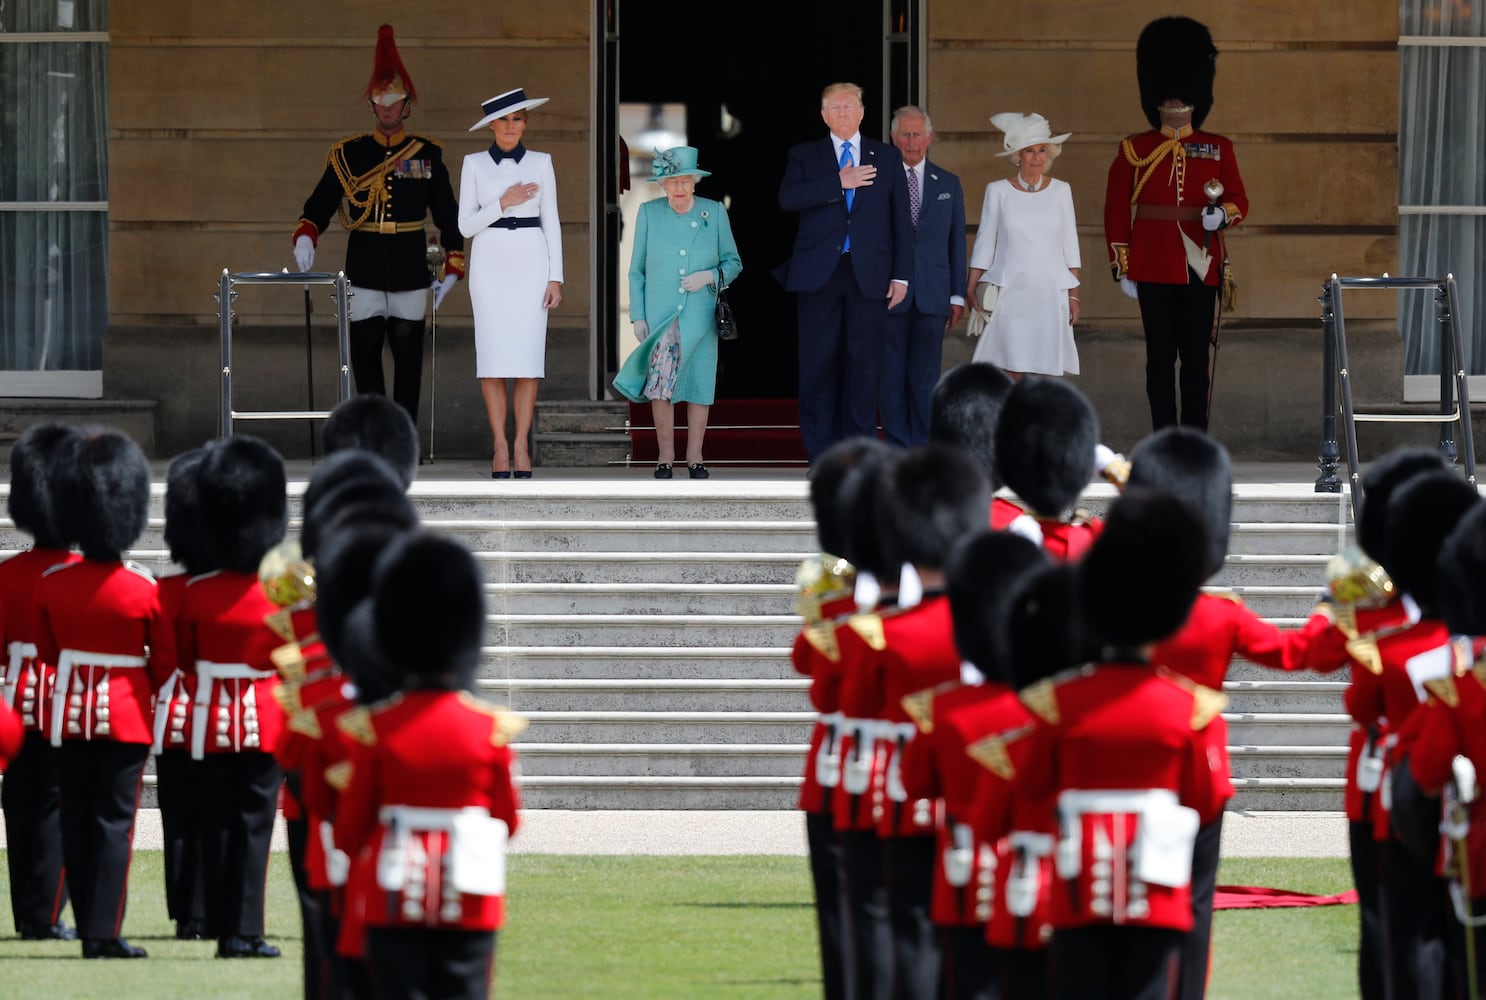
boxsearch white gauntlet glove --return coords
[1201,204,1227,232]
[1120,277,1139,300]
[432,274,458,309]
[293,235,315,273]
[632,320,650,343]
[680,270,716,293]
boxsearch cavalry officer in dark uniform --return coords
[292,24,465,429]
[1104,16,1247,432]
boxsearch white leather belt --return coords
[4,640,37,709]
[380,805,475,832]
[49,649,146,746]
[1059,788,1178,816]
[191,660,274,759]
[152,670,181,754]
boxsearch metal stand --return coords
[217,269,352,437]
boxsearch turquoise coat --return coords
[613,195,743,406]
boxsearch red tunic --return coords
[0,547,80,738]
[1103,125,1248,286]
[336,690,523,932]
[1410,640,1486,897]
[830,619,888,833]
[35,560,159,745]
[793,590,859,813]
[298,680,359,893]
[990,498,1103,562]
[149,573,197,753]
[177,570,288,758]
[0,700,22,768]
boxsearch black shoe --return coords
[19,921,76,941]
[492,468,511,480]
[217,935,281,958]
[687,463,710,480]
[654,463,673,480]
[83,937,148,958]
[175,919,208,941]
[514,469,533,479]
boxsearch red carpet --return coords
[1213,885,1360,909]
[626,399,807,465]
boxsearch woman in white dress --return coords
[965,112,1081,377]
[458,88,563,478]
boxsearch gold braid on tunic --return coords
[327,137,426,232]
[1122,136,1186,205]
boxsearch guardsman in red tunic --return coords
[179,436,291,959]
[1104,16,1248,432]
[0,423,79,941]
[292,25,465,428]
[36,429,158,958]
[150,448,213,942]
[336,532,524,1000]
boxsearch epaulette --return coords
[1420,639,1473,708]
[324,761,353,792]
[1017,663,1094,724]
[336,706,377,746]
[901,685,940,734]
[1156,667,1230,729]
[458,692,529,747]
[288,708,323,739]
[1207,589,1244,606]
[966,722,1036,780]
[1346,635,1384,675]
[1066,508,1097,527]
[802,621,841,662]
[847,613,887,652]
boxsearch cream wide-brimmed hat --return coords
[468,88,549,131]
[990,112,1072,157]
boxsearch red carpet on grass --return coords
[626,399,807,465]
[1213,885,1360,909]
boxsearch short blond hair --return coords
[821,83,864,108]
[1012,142,1062,172]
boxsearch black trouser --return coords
[57,740,148,940]
[313,888,369,1000]
[882,834,941,1000]
[840,828,895,1000]
[1349,820,1387,1000]
[2,731,69,932]
[1445,892,1486,999]
[796,252,888,462]
[807,809,850,1000]
[349,316,424,426]
[284,800,325,998]
[1137,276,1218,431]
[940,925,999,1000]
[1050,925,1182,1000]
[993,945,1051,1000]
[199,751,282,939]
[1178,815,1223,1000]
[365,927,496,1000]
[1381,836,1449,1000]
[155,748,206,928]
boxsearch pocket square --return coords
[937,192,952,200]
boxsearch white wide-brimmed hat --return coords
[990,112,1072,157]
[468,88,549,131]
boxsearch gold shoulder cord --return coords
[1124,136,1185,205]
[328,138,426,231]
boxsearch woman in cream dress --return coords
[458,88,563,478]
[966,112,1081,377]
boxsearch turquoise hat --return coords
[649,146,710,182]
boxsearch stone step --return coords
[518,710,814,744]
[1227,745,1347,781]
[423,518,817,553]
[515,743,809,778]
[489,613,801,647]
[1224,712,1352,745]
[488,645,794,681]
[485,678,809,714]
[477,552,805,585]
[1227,523,1353,555]
[486,583,797,616]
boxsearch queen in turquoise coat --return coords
[613,146,743,479]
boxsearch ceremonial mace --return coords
[426,240,447,463]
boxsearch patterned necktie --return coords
[907,166,920,228]
[839,142,854,253]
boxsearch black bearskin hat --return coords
[7,422,80,549]
[1137,16,1218,130]
[946,530,1048,685]
[339,600,404,705]
[322,395,419,489]
[1127,427,1233,579]
[1381,469,1480,617]
[994,377,1098,518]
[810,437,892,558]
[300,449,410,560]
[879,444,990,572]
[836,444,902,579]
[164,447,216,576]
[930,363,1015,491]
[197,435,288,574]
[317,517,417,676]
[1080,487,1209,648]
[1005,562,1092,688]
[372,531,485,688]
[1438,502,1486,635]
[1357,447,1449,564]
[52,427,151,561]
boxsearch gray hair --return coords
[890,105,933,136]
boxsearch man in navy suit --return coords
[779,82,914,462]
[880,106,965,447]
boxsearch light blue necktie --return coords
[840,142,854,253]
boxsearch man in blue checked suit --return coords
[880,105,966,447]
[779,82,913,462]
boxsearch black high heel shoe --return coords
[492,468,511,479]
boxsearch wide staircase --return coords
[0,475,1354,814]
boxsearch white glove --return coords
[431,273,458,309]
[633,320,650,343]
[680,270,716,293]
[293,235,315,273]
[1120,277,1139,300]
[1201,204,1226,232]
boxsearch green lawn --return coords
[0,852,1363,999]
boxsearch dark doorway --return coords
[609,2,911,401]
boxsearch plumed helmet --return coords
[322,395,419,489]
[878,444,990,572]
[929,363,1014,491]
[163,447,216,576]
[946,530,1048,685]
[364,24,417,106]
[1004,562,1092,688]
[197,436,288,574]
[836,445,902,578]
[371,531,485,687]
[1356,447,1449,564]
[994,377,1098,519]
[52,427,151,561]
[1381,469,1481,617]
[1127,427,1233,579]
[7,422,80,549]
[1079,487,1209,649]
[1137,16,1218,130]
[809,437,892,558]
[1437,502,1486,635]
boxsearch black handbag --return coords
[715,284,738,341]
